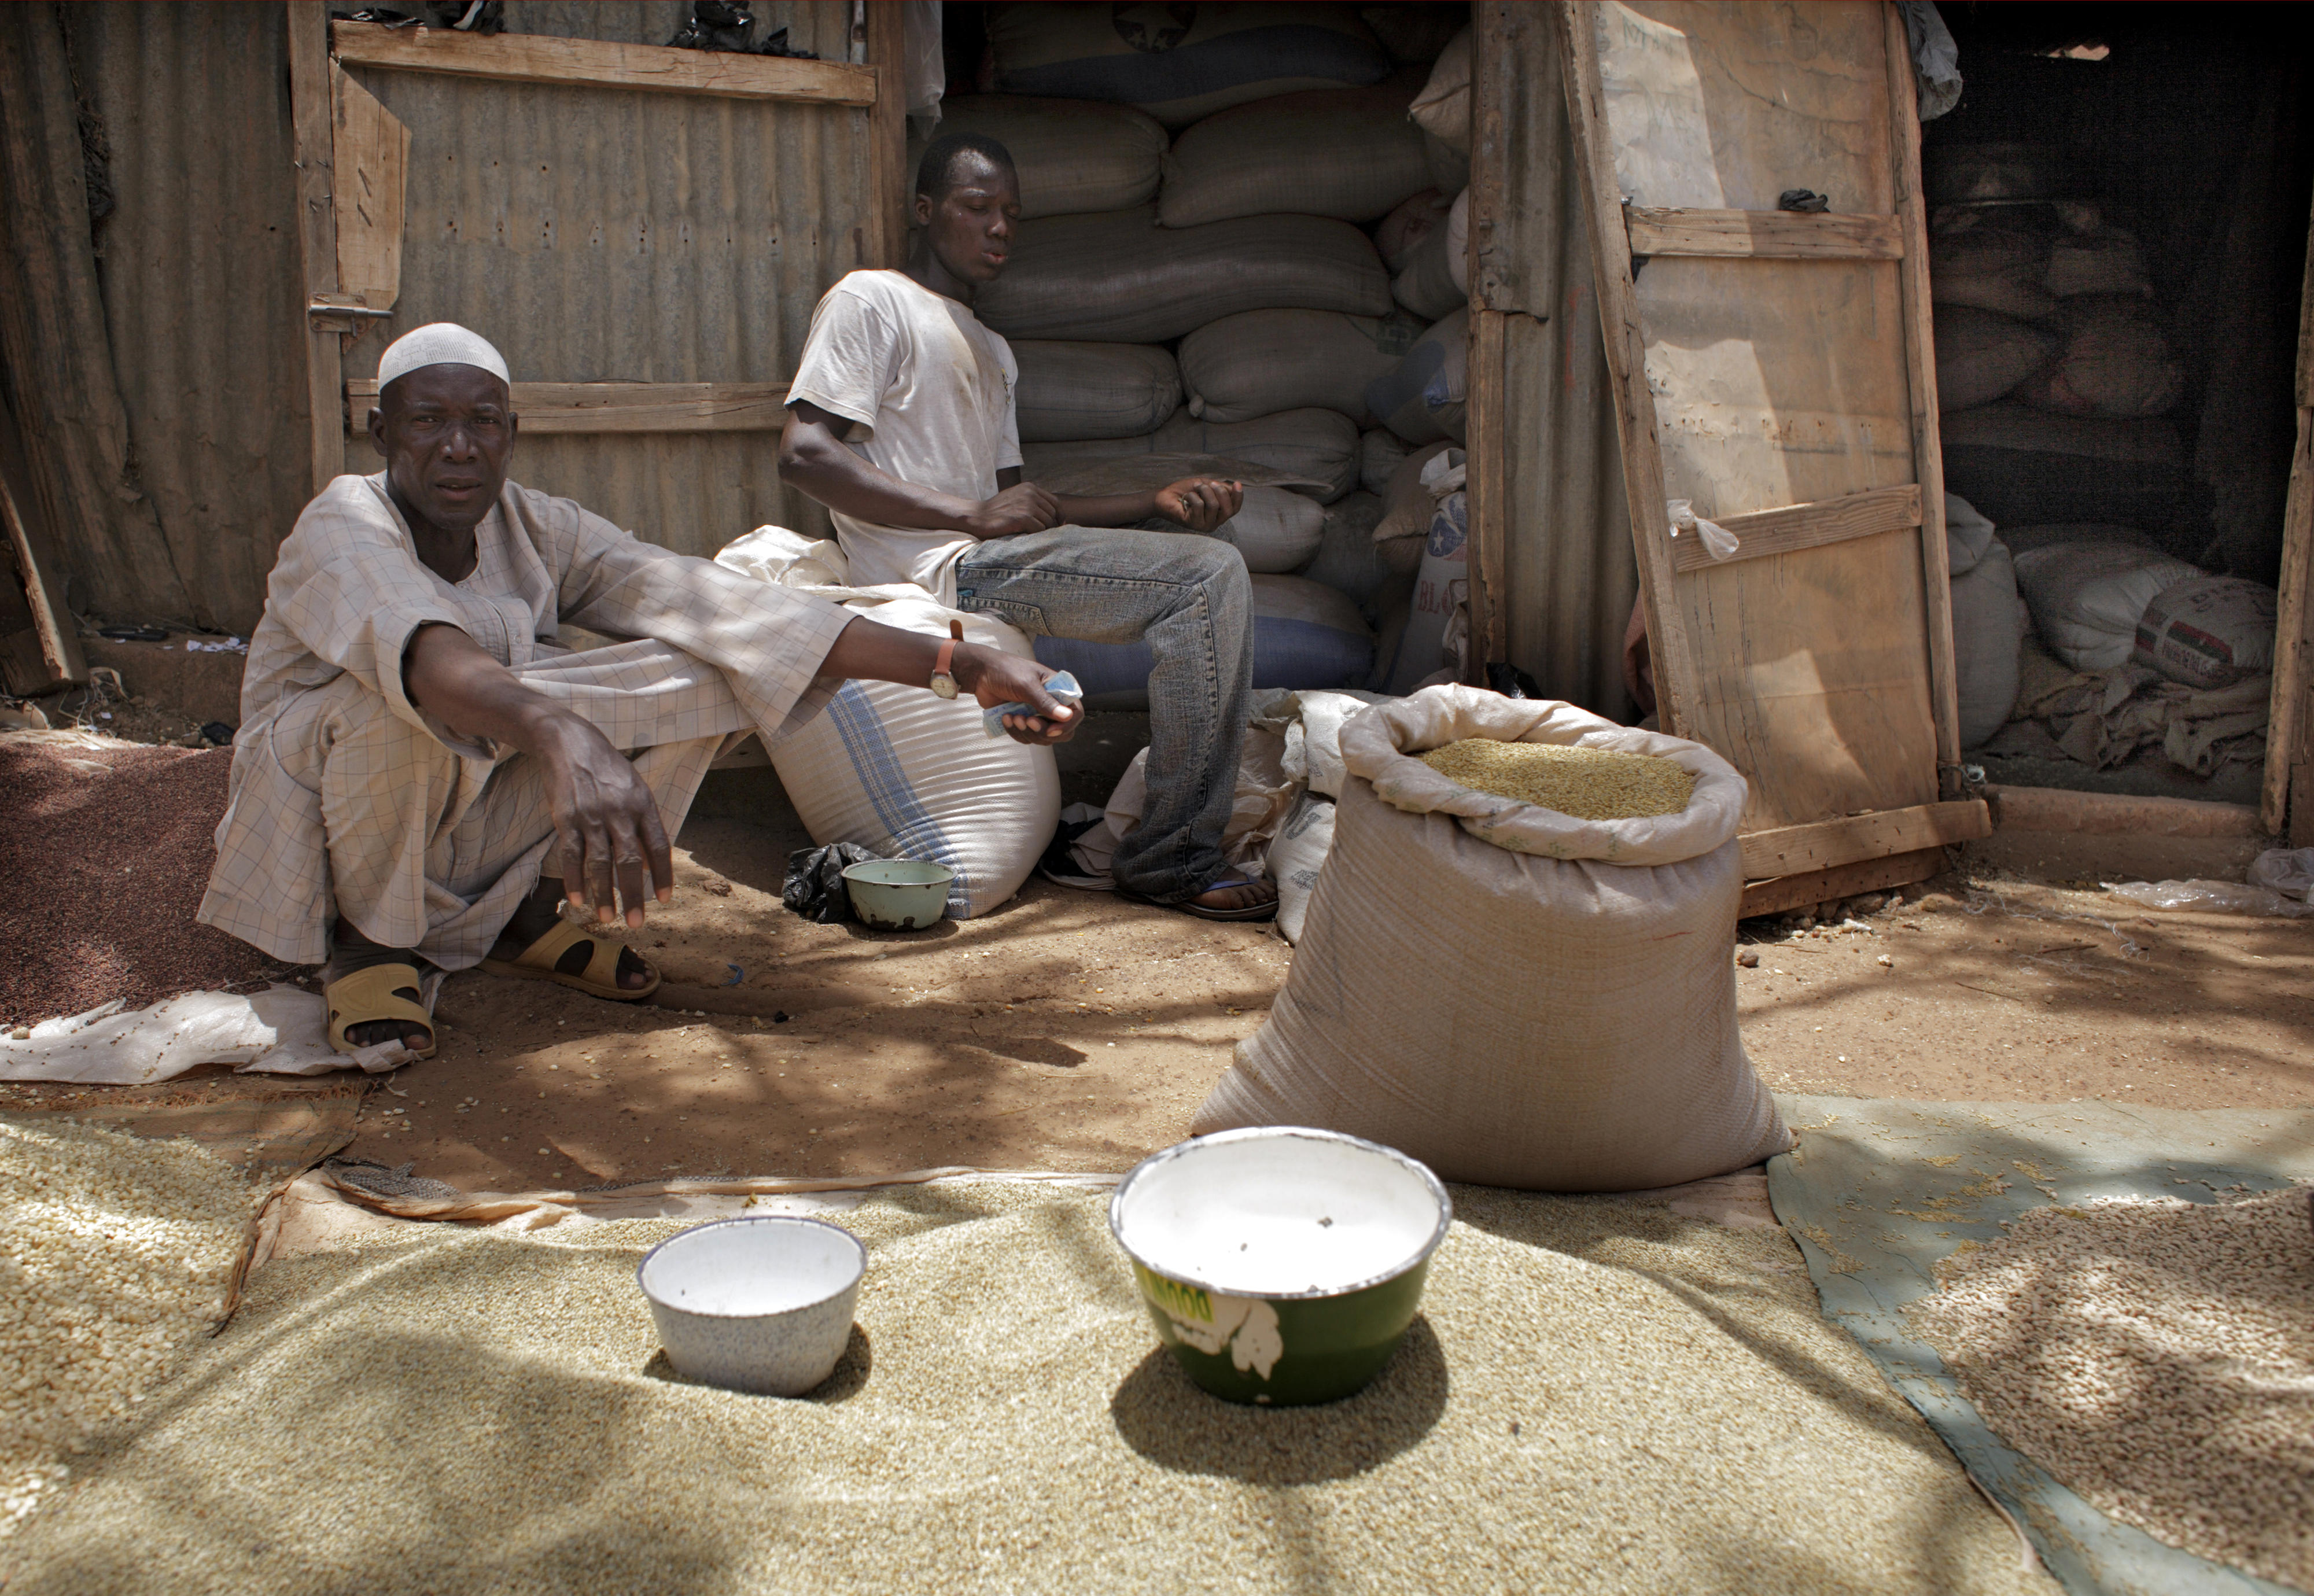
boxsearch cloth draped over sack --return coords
[2013,639,2270,777]
[1193,687,1791,1192]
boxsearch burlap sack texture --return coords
[1195,686,1792,1191]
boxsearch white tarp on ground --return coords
[0,978,437,1085]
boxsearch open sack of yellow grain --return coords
[1193,686,1792,1190]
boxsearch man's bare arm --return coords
[779,401,1060,539]
[403,610,1080,916]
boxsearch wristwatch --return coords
[929,619,964,700]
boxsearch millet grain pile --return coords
[1417,739,1695,821]
[0,1115,256,1538]
[1,1184,2051,1595]
[0,742,268,1029]
[1910,1186,2314,1588]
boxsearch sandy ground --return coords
[4,720,2305,1193]
[296,784,2311,1194]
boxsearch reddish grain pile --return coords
[0,741,269,1028]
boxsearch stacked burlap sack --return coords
[914,5,1482,705]
[1922,149,2279,772]
[1194,687,1793,1190]
[1925,151,2191,533]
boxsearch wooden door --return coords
[285,0,908,552]
[2261,201,2314,843]
[1555,0,1989,913]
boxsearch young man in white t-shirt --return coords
[778,133,1277,921]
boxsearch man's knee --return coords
[1175,537,1252,605]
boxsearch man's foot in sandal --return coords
[478,882,659,1000]
[327,920,437,1055]
[1121,873,1279,923]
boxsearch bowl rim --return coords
[635,1214,867,1319]
[1108,1126,1453,1302]
[840,859,957,887]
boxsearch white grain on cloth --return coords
[198,474,854,968]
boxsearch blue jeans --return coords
[955,528,1252,902]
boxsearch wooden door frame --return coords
[1550,0,1987,912]
[286,1,897,497]
[2261,197,2314,841]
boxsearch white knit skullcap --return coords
[377,323,510,390]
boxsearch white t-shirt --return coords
[787,270,1022,602]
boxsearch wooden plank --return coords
[2270,404,2314,833]
[289,2,345,493]
[2264,189,2314,831]
[863,1,909,268]
[330,63,408,312]
[1670,483,1921,573]
[1468,308,1510,675]
[1740,799,1991,880]
[330,21,879,106]
[1624,206,1903,260]
[0,392,86,692]
[1989,786,2261,839]
[1885,1,1961,796]
[1552,1,1700,738]
[345,379,790,435]
[1741,847,1942,919]
[1464,2,1512,674]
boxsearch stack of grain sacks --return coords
[1923,144,2205,747]
[916,2,1475,707]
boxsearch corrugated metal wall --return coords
[1489,9,1635,719]
[57,1,864,633]
[341,0,867,568]
[61,2,308,632]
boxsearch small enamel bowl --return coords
[842,858,955,930]
[1110,1127,1452,1406]
[636,1216,865,1396]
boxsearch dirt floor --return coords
[3,717,2308,1194]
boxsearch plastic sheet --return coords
[2107,879,2314,919]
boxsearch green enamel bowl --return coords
[841,859,954,931]
[1109,1127,1452,1407]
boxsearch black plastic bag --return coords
[782,842,885,924]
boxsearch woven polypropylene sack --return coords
[1928,230,2057,321]
[1406,24,1471,153]
[1158,86,1431,228]
[1390,189,1466,319]
[770,596,1059,918]
[1375,189,1450,273]
[1012,341,1182,443]
[1215,485,1324,573]
[1952,541,2026,746]
[1932,305,2058,412]
[985,2,1390,128]
[1192,687,1790,1190]
[1180,309,1423,425]
[2134,576,2278,688]
[1366,305,1469,445]
[912,95,1167,219]
[2013,539,2205,672]
[977,208,1389,345]
[1265,791,1336,945]
[2011,303,2184,419]
[1022,408,1361,504]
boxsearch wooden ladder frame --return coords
[1553,1,1988,914]
[286,1,905,496]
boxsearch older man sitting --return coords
[200,323,1074,1057]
